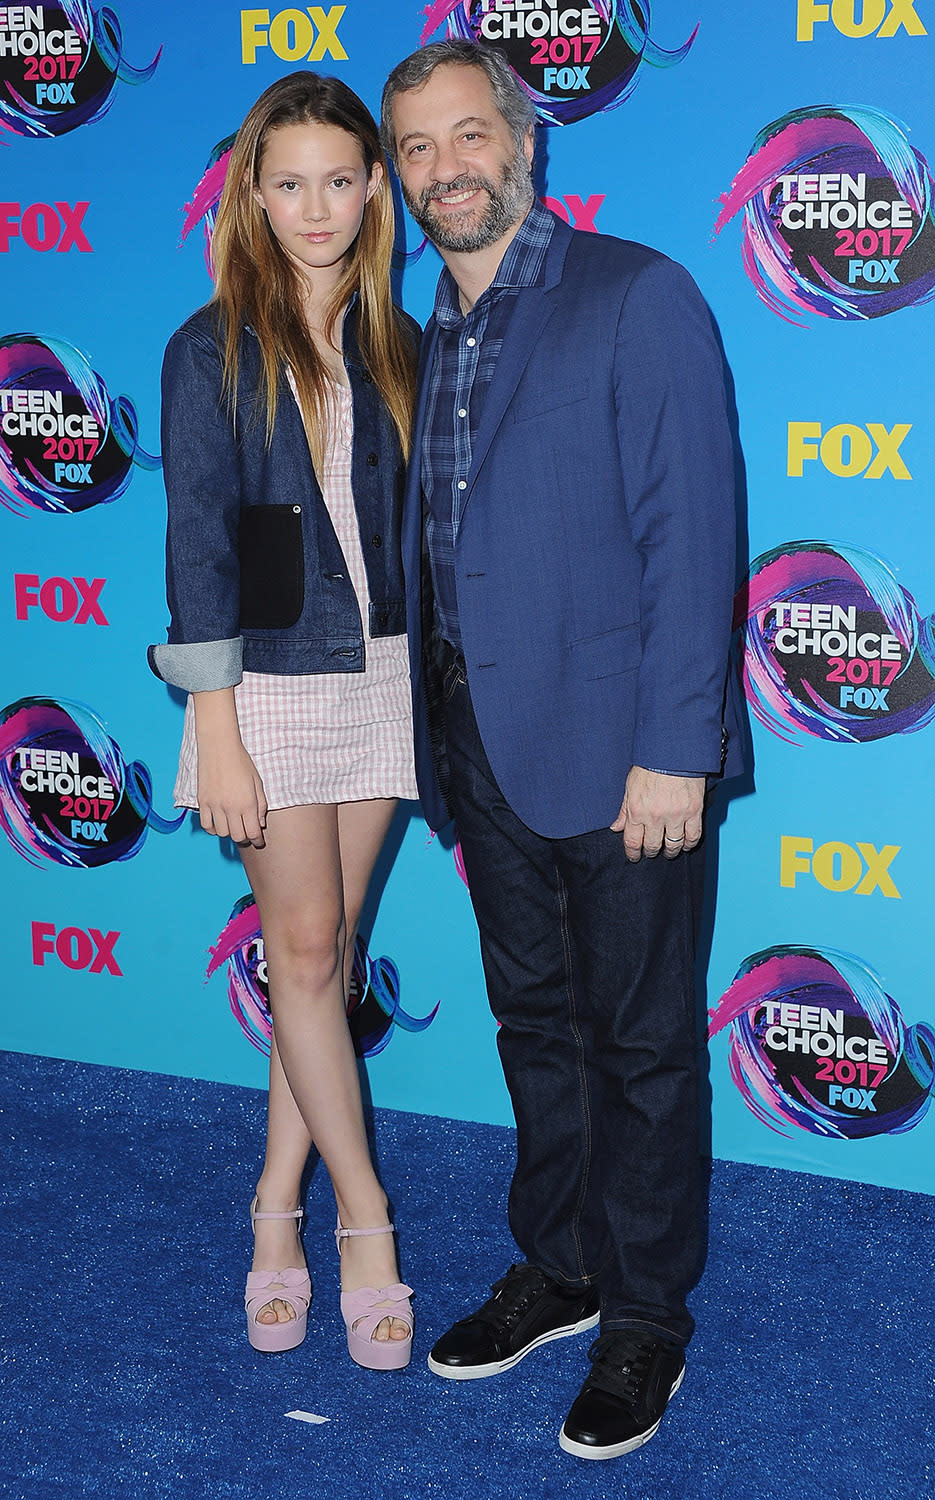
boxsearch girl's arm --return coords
[192,688,267,847]
[148,323,245,693]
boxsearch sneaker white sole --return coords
[427,1309,600,1380]
[558,1366,685,1460]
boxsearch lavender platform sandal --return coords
[335,1220,413,1371]
[245,1198,311,1353]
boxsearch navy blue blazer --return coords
[403,215,743,839]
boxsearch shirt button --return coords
[372,534,383,548]
[458,409,467,418]
[367,452,378,466]
[458,480,467,491]
[466,337,476,347]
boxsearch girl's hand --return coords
[197,739,268,847]
[192,688,268,848]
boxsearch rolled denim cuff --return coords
[147,638,243,692]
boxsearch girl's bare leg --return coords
[243,800,405,1337]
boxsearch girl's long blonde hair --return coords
[209,71,417,472]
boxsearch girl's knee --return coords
[266,915,346,989]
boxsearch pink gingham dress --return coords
[173,380,418,810]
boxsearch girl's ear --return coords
[365,161,385,203]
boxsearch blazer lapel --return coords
[463,289,556,504]
[462,216,573,512]
[402,318,440,568]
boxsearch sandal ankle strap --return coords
[251,1196,304,1224]
[334,1219,395,1249]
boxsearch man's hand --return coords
[611,765,705,863]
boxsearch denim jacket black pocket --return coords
[239,504,305,630]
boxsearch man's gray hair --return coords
[380,40,536,164]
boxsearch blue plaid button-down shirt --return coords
[421,199,554,650]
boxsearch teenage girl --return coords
[149,71,419,1370]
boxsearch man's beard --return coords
[402,148,533,253]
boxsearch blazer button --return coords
[372,534,383,549]
[361,370,373,383]
[367,452,378,466]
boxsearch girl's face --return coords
[253,119,382,285]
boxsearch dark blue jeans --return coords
[442,656,706,1346]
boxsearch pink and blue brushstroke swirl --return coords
[0,696,184,868]
[421,1,695,126]
[737,540,935,744]
[208,895,439,1060]
[0,2,160,140]
[710,946,935,1140]
[0,334,159,516]
[715,105,935,323]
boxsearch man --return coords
[381,40,742,1460]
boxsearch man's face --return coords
[391,62,534,254]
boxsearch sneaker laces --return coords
[584,1332,658,1404]
[472,1263,553,1337]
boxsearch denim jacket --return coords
[148,300,417,692]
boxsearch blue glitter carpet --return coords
[0,1049,932,1500]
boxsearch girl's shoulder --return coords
[166,301,226,356]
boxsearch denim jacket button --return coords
[367,452,378,466]
[371,534,383,549]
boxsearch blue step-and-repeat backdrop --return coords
[2,0,933,1197]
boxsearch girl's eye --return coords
[278,179,298,191]
[331,177,351,189]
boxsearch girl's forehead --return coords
[260,119,365,165]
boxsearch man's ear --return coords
[523,125,535,170]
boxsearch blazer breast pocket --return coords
[510,391,590,427]
[569,622,641,681]
[239,504,305,630]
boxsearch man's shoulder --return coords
[559,225,691,291]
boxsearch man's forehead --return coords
[392,65,500,127]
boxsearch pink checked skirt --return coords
[174,383,418,811]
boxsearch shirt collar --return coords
[433,197,555,328]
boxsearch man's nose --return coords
[433,144,467,188]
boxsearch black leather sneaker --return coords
[427,1263,600,1380]
[559,1331,686,1459]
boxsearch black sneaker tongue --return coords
[587,1336,654,1401]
